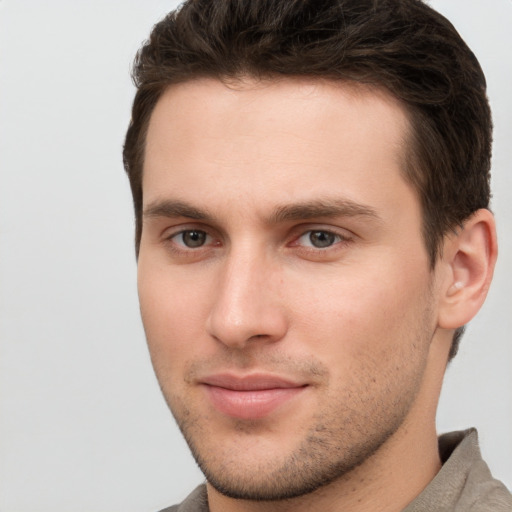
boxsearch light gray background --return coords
[0,1,510,511]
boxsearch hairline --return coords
[135,73,441,266]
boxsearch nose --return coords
[206,247,288,349]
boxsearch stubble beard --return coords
[183,412,403,501]
[151,300,435,502]
[163,361,427,502]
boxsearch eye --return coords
[172,229,210,248]
[297,230,344,249]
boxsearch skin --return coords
[137,78,497,512]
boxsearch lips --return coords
[201,374,307,420]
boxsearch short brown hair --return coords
[123,0,492,358]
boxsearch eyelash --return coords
[293,230,349,250]
[164,228,219,256]
[163,226,352,259]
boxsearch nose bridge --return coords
[206,241,287,348]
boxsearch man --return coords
[123,0,512,510]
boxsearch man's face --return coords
[138,78,441,500]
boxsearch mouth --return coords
[200,373,308,420]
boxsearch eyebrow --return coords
[269,198,381,224]
[143,198,381,224]
[143,200,213,221]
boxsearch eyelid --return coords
[162,223,222,251]
[286,225,355,260]
[289,224,354,243]
[162,222,215,240]
[159,222,354,259]
[296,230,344,247]
[170,229,211,248]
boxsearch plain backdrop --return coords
[0,1,511,511]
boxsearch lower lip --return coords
[204,385,306,420]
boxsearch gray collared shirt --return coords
[161,429,512,511]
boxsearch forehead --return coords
[143,77,415,221]
[146,77,411,154]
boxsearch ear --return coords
[437,209,498,330]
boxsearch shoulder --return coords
[446,429,511,511]
[157,485,209,512]
[405,429,512,511]
[458,432,512,512]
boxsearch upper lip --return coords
[200,373,307,391]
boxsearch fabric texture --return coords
[159,429,512,512]
[403,429,511,511]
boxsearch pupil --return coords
[310,231,335,248]
[183,230,206,247]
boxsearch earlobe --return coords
[437,209,498,330]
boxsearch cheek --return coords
[289,260,432,362]
[137,264,212,364]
